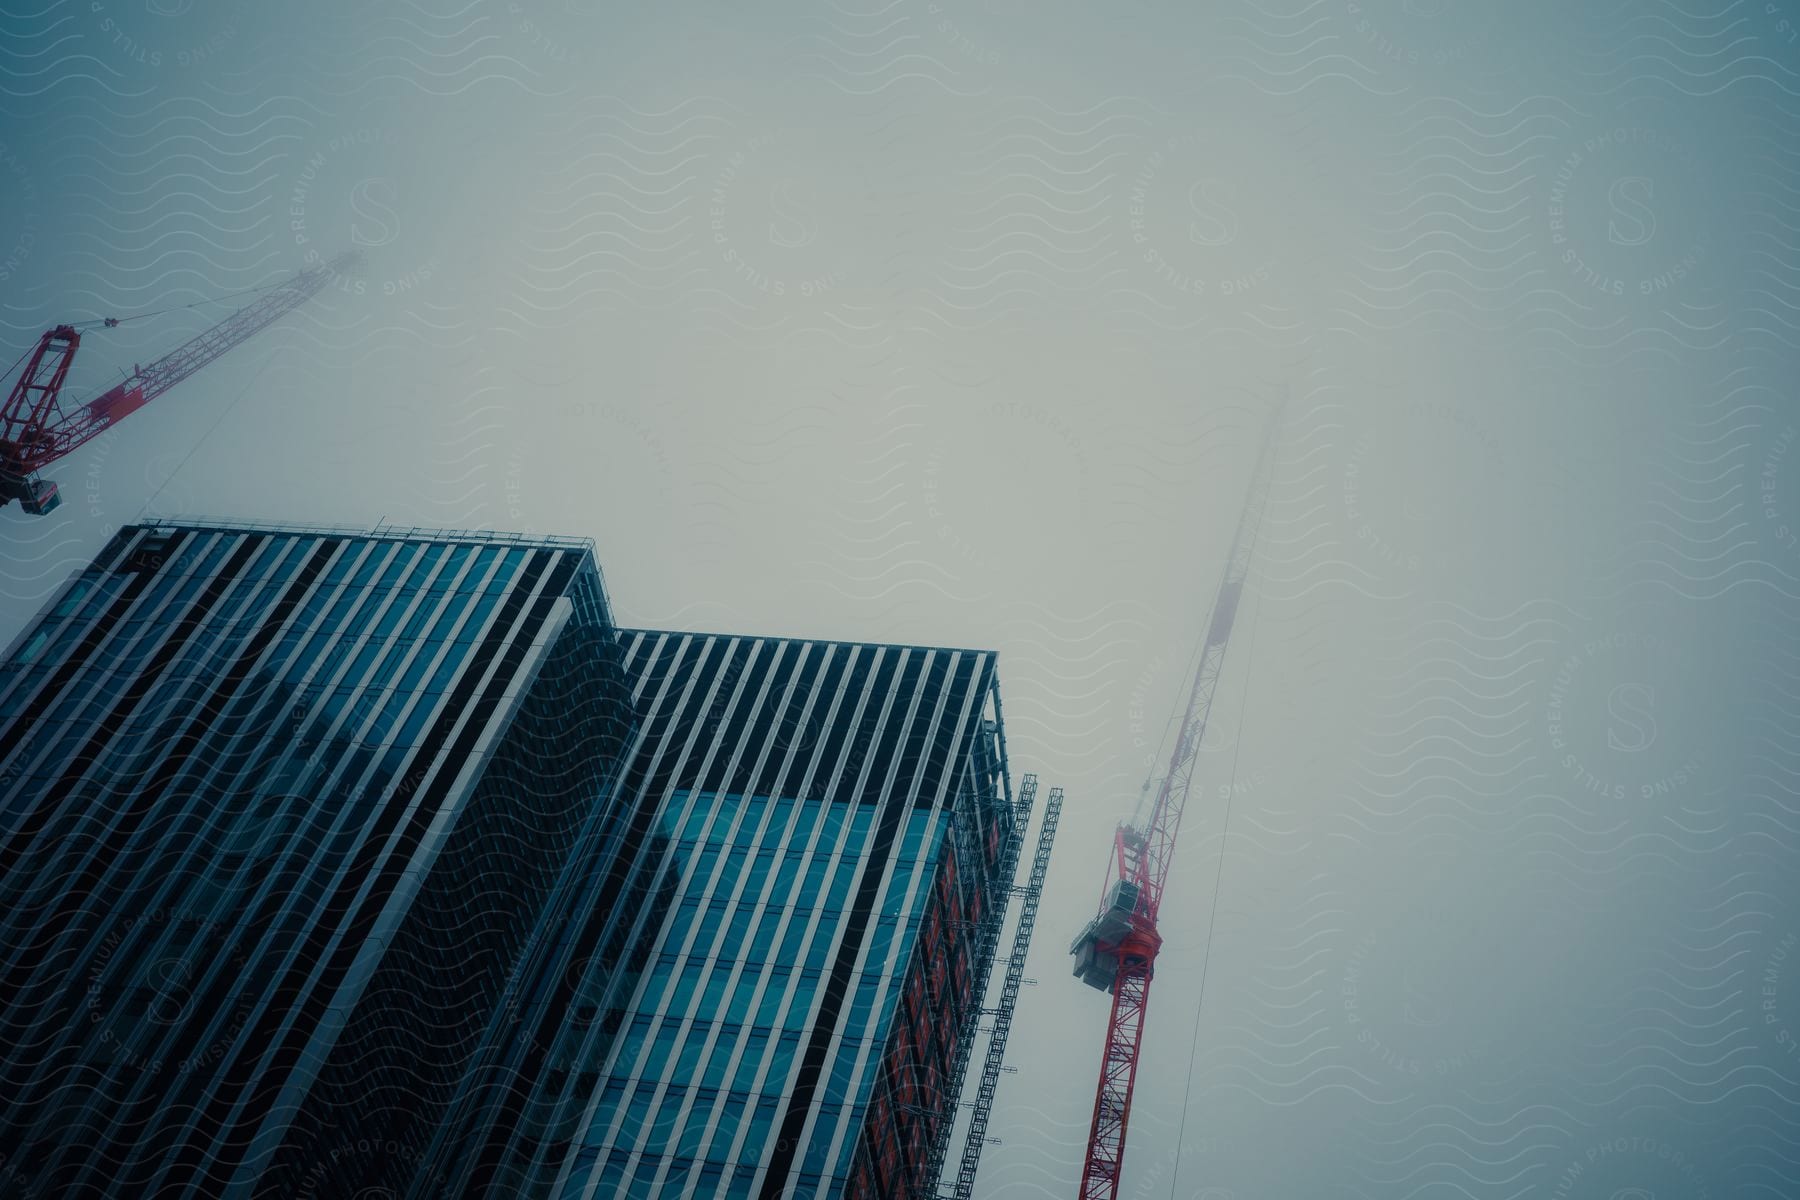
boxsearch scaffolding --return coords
[948,786,1063,1200]
[917,774,1038,1196]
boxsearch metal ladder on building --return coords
[917,774,1038,1195]
[946,786,1062,1200]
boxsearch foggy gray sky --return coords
[3,0,1799,1195]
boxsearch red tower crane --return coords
[1067,401,1283,1200]
[0,252,353,516]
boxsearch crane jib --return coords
[1206,579,1241,647]
[83,383,149,428]
[0,254,352,517]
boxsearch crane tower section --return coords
[1068,402,1283,1200]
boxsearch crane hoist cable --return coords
[135,352,281,522]
[1168,587,1263,1200]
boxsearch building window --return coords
[733,1030,770,1092]
[625,1154,661,1200]
[12,628,49,666]
[616,1086,654,1148]
[674,1023,710,1079]
[613,1014,655,1078]
[702,1025,740,1089]
[740,1098,781,1165]
[50,577,95,618]
[641,1022,681,1078]
[710,1090,748,1151]
[725,972,759,1025]
[583,1079,628,1144]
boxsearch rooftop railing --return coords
[136,513,597,554]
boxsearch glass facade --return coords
[0,525,1017,1199]
[416,629,1017,1200]
[555,791,938,1198]
[0,521,634,1198]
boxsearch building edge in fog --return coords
[414,629,1024,1200]
[0,519,635,1198]
[0,520,1032,1199]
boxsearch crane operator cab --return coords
[1069,878,1144,992]
[0,472,60,516]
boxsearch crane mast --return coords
[1068,402,1283,1200]
[0,252,353,515]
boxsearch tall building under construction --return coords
[420,629,1022,1199]
[0,519,636,1197]
[0,520,1038,1199]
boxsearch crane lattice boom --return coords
[0,252,352,515]
[1068,402,1283,1200]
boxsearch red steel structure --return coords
[1067,402,1283,1200]
[0,252,353,515]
